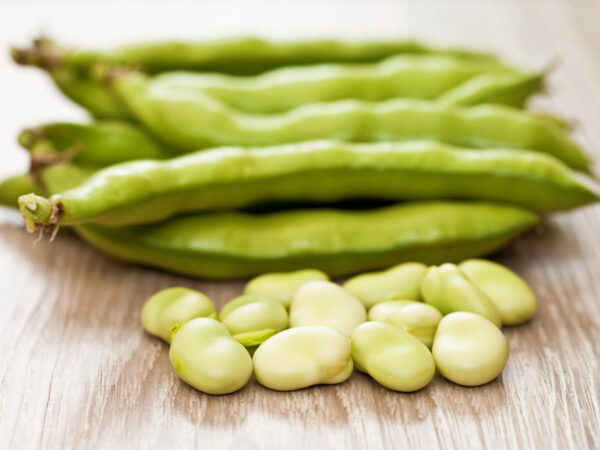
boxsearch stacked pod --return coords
[2,36,598,278]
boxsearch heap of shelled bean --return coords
[3,37,599,394]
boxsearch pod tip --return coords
[18,127,43,150]
[9,38,62,70]
[18,193,61,232]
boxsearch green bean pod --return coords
[71,201,538,279]
[437,71,544,108]
[19,121,172,170]
[0,174,42,209]
[18,140,597,229]
[139,55,534,114]
[12,37,501,75]
[49,67,133,119]
[112,74,589,171]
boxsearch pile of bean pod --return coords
[142,260,531,393]
[3,36,598,278]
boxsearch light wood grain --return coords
[1,1,599,449]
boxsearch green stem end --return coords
[18,193,60,231]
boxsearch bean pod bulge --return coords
[343,262,428,309]
[420,263,502,327]
[432,312,509,386]
[289,280,366,336]
[368,300,442,348]
[169,318,253,395]
[351,321,436,392]
[141,287,216,343]
[219,294,289,347]
[459,259,537,325]
[244,269,329,309]
[252,326,353,391]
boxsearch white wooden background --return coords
[0,1,599,449]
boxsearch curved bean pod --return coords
[18,140,598,229]
[49,67,133,119]
[112,74,589,170]
[71,201,539,279]
[438,71,544,108]
[0,174,42,208]
[19,121,172,169]
[17,108,570,174]
[12,37,501,75]
[145,55,530,114]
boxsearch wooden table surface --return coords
[1,1,599,449]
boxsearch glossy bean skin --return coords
[244,269,329,309]
[18,140,597,228]
[0,174,42,209]
[140,55,530,114]
[438,71,544,107]
[368,300,442,348]
[71,201,538,279]
[21,51,545,122]
[19,121,172,170]
[289,280,366,336]
[420,263,502,327]
[343,262,428,308]
[13,37,501,75]
[12,37,501,117]
[432,312,509,386]
[141,287,216,343]
[169,318,253,395]
[219,295,288,347]
[252,326,353,391]
[49,67,133,119]
[21,165,539,279]
[459,259,537,325]
[351,321,436,392]
[113,73,589,171]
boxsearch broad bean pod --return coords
[19,111,570,171]
[19,121,172,170]
[12,37,501,75]
[18,140,597,229]
[437,71,544,108]
[49,67,133,119]
[138,55,539,114]
[111,74,589,171]
[0,174,41,208]
[70,201,538,279]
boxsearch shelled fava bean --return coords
[141,258,535,394]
